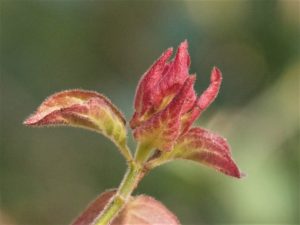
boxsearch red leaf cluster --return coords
[131,41,241,178]
[130,41,222,151]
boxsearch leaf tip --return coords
[226,162,244,179]
[239,171,247,178]
[211,66,222,82]
[23,114,38,126]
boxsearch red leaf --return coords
[130,41,194,130]
[181,67,222,134]
[151,40,192,110]
[197,67,222,110]
[133,77,196,151]
[71,190,116,225]
[71,192,180,225]
[114,195,180,225]
[130,42,224,154]
[172,127,242,178]
[132,48,174,126]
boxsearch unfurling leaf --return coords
[130,41,224,154]
[133,77,196,151]
[180,67,222,134]
[72,191,180,225]
[24,89,129,157]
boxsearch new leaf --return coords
[148,127,242,178]
[24,89,131,160]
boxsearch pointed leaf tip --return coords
[197,67,222,109]
[132,47,174,122]
[24,89,130,158]
[180,68,222,134]
[179,39,188,49]
[173,40,190,77]
[211,66,222,82]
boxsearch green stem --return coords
[135,142,153,164]
[92,144,152,225]
[93,161,142,225]
[146,151,172,170]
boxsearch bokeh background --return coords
[1,1,299,225]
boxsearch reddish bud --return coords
[132,47,174,128]
[133,76,196,151]
[130,41,223,152]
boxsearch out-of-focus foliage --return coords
[0,1,299,224]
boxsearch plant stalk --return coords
[118,143,133,162]
[92,163,144,225]
[92,144,152,225]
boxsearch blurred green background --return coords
[1,0,299,225]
